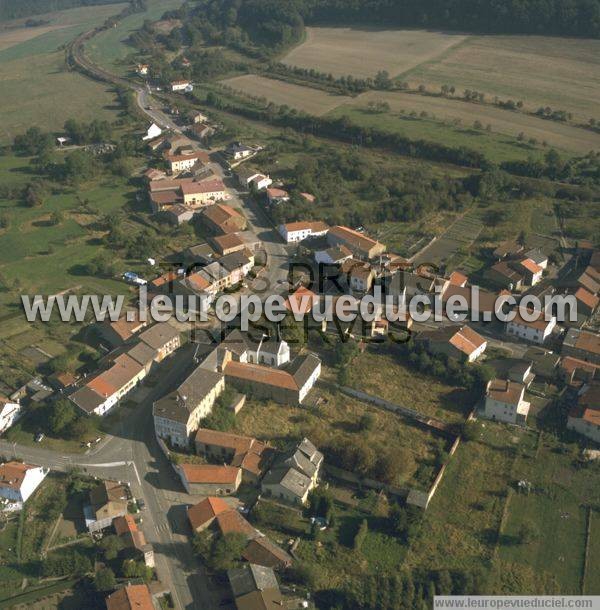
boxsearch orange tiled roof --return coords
[224,360,298,391]
[575,287,599,309]
[448,325,486,356]
[179,463,241,485]
[284,286,319,314]
[187,496,231,531]
[519,258,543,274]
[215,509,257,538]
[106,584,154,610]
[448,271,468,286]
[0,462,37,491]
[113,514,137,536]
[329,225,382,253]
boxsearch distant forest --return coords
[0,0,121,21]
[183,0,600,52]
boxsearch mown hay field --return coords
[406,35,600,122]
[342,91,600,154]
[281,27,466,79]
[0,4,127,143]
[222,74,351,115]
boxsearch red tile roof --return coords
[113,514,137,536]
[519,258,543,274]
[187,496,231,531]
[179,463,241,485]
[224,360,298,391]
[105,584,154,610]
[448,271,468,287]
[575,287,599,310]
[0,462,38,491]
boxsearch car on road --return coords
[137,498,146,510]
[35,432,44,443]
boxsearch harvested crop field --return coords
[222,74,351,115]
[343,91,600,154]
[282,27,466,79]
[407,35,600,122]
[0,25,70,51]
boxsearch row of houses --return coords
[70,322,181,417]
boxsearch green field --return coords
[495,434,599,593]
[85,0,184,75]
[327,105,555,165]
[0,4,128,143]
[585,510,600,594]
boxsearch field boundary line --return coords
[582,507,593,594]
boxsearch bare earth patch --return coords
[222,74,351,115]
[407,35,600,122]
[282,27,466,79]
[347,91,600,154]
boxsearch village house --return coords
[417,325,487,362]
[187,499,292,569]
[228,564,283,610]
[0,462,48,505]
[144,167,167,182]
[153,365,225,447]
[181,178,226,206]
[171,79,191,92]
[137,322,181,362]
[327,225,386,260]
[195,428,272,484]
[559,356,599,386]
[189,122,215,141]
[184,242,219,266]
[166,203,197,225]
[113,514,155,567]
[566,382,600,443]
[142,122,161,141]
[524,248,549,270]
[0,397,22,435]
[210,232,246,256]
[261,438,323,505]
[486,261,524,291]
[226,142,258,160]
[349,263,375,293]
[278,221,329,243]
[577,268,600,295]
[505,310,557,344]
[448,270,469,287]
[164,150,210,174]
[248,173,272,191]
[314,245,353,266]
[483,379,530,425]
[284,286,320,318]
[562,328,600,365]
[493,240,525,260]
[219,329,291,367]
[176,463,242,495]
[84,480,129,533]
[507,360,535,386]
[219,250,255,286]
[221,352,321,405]
[574,287,599,317]
[516,258,544,286]
[187,496,232,533]
[202,204,247,234]
[70,353,146,417]
[266,187,290,205]
[105,584,154,610]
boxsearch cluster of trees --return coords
[63,118,112,145]
[43,398,98,440]
[534,106,572,122]
[43,548,92,577]
[338,568,487,610]
[265,146,472,230]
[192,531,247,571]
[322,434,411,485]
[201,387,237,431]
[394,339,494,394]
[265,63,390,95]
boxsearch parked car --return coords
[35,432,44,443]
[137,498,146,510]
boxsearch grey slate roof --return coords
[227,564,279,598]
[139,322,180,350]
[286,353,321,389]
[153,366,223,424]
